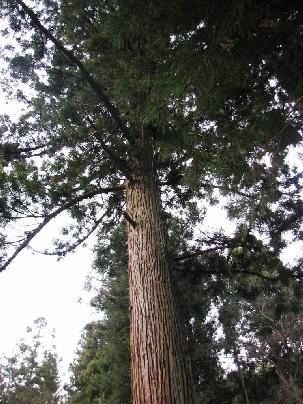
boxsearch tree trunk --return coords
[126,134,196,403]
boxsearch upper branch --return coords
[85,116,133,180]
[0,184,125,272]
[190,263,280,281]
[174,257,280,281]
[175,245,239,261]
[15,0,130,141]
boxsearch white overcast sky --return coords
[0,235,99,380]
[0,82,98,380]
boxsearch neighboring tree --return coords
[212,266,303,403]
[244,286,303,403]
[68,225,130,404]
[0,1,302,402]
[0,318,60,404]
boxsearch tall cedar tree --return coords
[0,1,302,402]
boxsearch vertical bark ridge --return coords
[127,138,196,403]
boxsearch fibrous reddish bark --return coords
[126,135,196,403]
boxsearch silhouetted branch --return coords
[85,116,133,180]
[29,213,107,257]
[99,287,128,301]
[174,261,280,281]
[175,244,239,261]
[0,184,125,272]
[159,180,252,198]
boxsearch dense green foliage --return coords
[0,318,60,404]
[0,0,302,267]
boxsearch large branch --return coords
[201,267,280,281]
[0,142,49,162]
[174,261,280,282]
[176,256,303,282]
[15,0,130,141]
[85,116,133,180]
[99,286,128,301]
[0,184,125,272]
[175,245,238,261]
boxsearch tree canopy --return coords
[0,0,302,270]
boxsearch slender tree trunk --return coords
[126,134,196,403]
[235,355,249,404]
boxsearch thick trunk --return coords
[126,138,196,403]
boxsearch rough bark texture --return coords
[126,135,196,403]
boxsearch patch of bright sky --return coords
[280,143,303,265]
[0,218,99,381]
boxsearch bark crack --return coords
[123,211,137,229]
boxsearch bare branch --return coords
[160,180,252,198]
[0,143,49,162]
[99,286,128,301]
[29,212,107,257]
[0,184,125,272]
